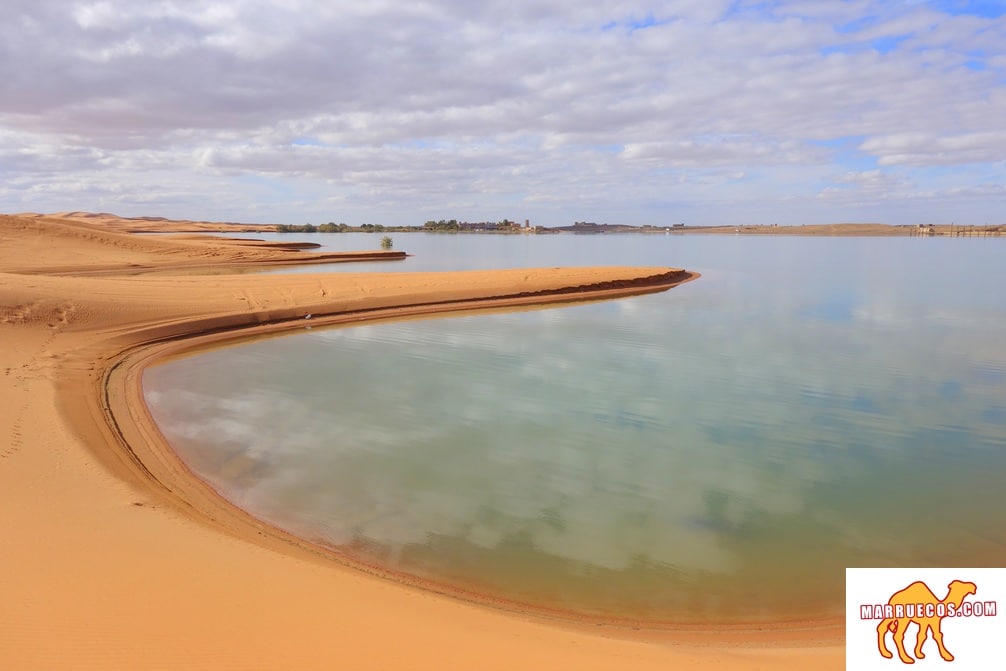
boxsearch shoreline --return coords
[103,279,841,645]
[1,214,843,669]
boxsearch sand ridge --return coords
[0,213,841,670]
[1,214,405,275]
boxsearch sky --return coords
[1,0,1004,226]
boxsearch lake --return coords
[143,232,1006,625]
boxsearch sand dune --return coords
[2,214,404,275]
[33,210,277,233]
[0,213,840,670]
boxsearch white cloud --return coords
[862,130,1006,166]
[0,0,1004,225]
[72,1,120,29]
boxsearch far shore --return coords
[1,212,843,670]
[25,209,1004,237]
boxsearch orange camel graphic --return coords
[877,579,977,664]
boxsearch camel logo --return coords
[871,580,979,664]
[847,569,1002,670]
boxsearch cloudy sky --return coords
[1,1,1004,226]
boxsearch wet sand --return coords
[0,213,842,670]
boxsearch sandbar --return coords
[0,213,842,669]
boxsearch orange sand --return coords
[0,213,842,670]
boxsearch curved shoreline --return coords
[1,214,843,669]
[95,270,834,644]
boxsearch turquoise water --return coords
[144,234,1006,624]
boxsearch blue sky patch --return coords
[870,35,909,54]
[931,0,1006,18]
[808,136,879,172]
[602,13,673,33]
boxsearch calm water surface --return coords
[144,234,1006,623]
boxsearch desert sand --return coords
[0,213,842,670]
